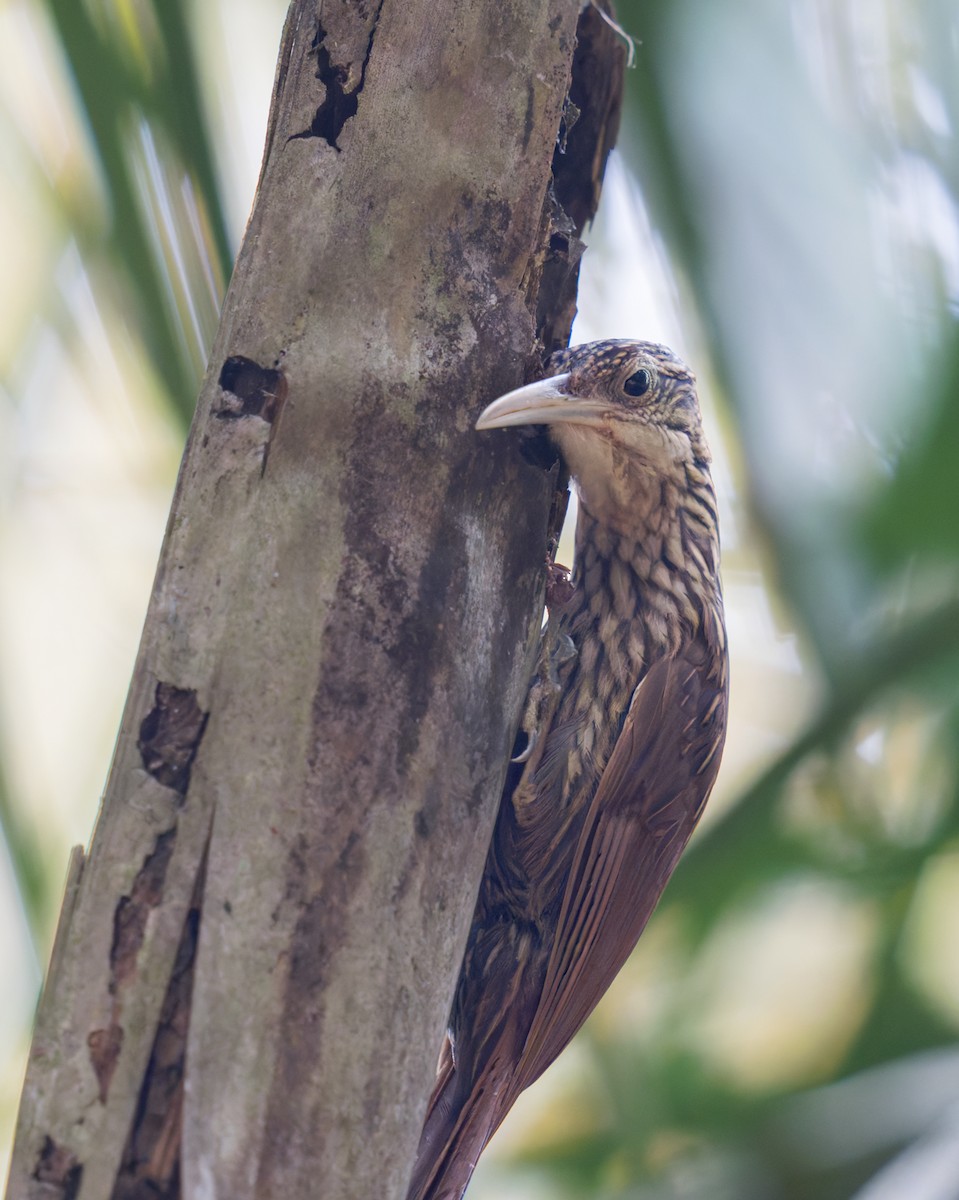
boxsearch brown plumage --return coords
[407,340,728,1200]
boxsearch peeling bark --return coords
[110,844,209,1200]
[6,2,624,1198]
[85,829,179,1106]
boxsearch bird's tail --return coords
[405,1047,510,1200]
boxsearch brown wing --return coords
[510,637,726,1097]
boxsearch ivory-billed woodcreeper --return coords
[407,340,728,1200]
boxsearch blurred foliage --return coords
[2,0,959,1197]
[41,0,231,418]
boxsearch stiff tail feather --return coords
[405,1045,514,1200]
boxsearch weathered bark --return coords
[7,3,623,1198]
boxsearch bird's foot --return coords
[545,631,577,688]
[511,729,538,763]
[513,617,578,774]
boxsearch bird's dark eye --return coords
[623,369,651,398]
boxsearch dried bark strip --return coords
[85,828,177,1105]
[110,839,210,1200]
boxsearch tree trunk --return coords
[7,2,623,1197]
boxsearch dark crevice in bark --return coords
[536,1,625,360]
[534,189,581,360]
[87,828,179,1104]
[291,3,385,148]
[137,684,209,798]
[216,356,289,473]
[109,830,178,995]
[110,835,211,1200]
[30,1135,83,1200]
[551,3,625,236]
[216,356,286,424]
[87,1024,125,1108]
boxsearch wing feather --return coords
[512,640,726,1096]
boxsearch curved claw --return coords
[511,729,538,764]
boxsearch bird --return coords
[406,339,728,1200]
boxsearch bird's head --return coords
[477,340,709,527]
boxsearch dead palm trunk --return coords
[7,2,624,1197]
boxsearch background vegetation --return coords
[1,1,957,1197]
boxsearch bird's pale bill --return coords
[475,375,610,430]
